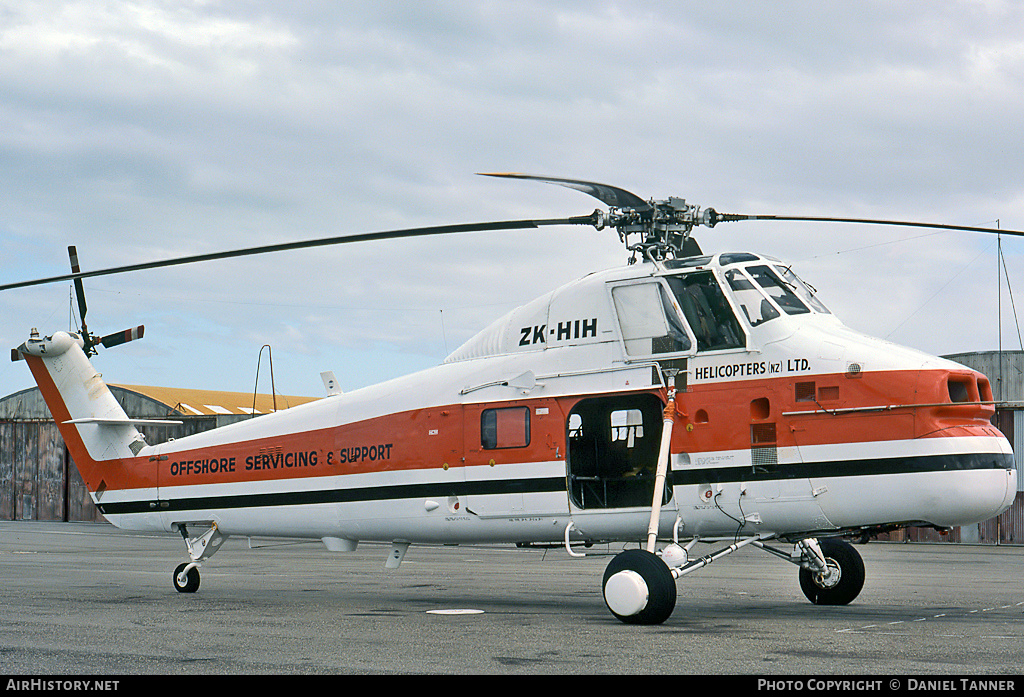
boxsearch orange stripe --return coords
[27,355,998,496]
[148,398,573,491]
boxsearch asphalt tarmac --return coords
[0,521,1022,676]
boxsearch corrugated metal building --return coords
[0,384,318,521]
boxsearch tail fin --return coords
[15,330,149,459]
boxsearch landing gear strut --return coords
[601,535,765,625]
[172,522,227,594]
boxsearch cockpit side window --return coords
[725,269,780,327]
[611,282,692,357]
[747,265,810,315]
[664,272,745,352]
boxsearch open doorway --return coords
[567,393,668,509]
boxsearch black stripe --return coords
[98,476,568,516]
[671,452,1013,486]
[99,452,1013,516]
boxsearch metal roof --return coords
[0,383,319,421]
[109,384,319,417]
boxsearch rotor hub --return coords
[611,197,717,260]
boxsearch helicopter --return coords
[5,173,1018,625]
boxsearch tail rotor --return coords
[67,245,144,357]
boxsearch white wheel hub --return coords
[604,570,649,617]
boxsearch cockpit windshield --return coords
[724,269,780,327]
[610,259,831,360]
[746,265,810,316]
[774,265,830,314]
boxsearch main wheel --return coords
[799,538,864,605]
[173,562,200,593]
[602,549,677,625]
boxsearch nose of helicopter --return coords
[904,365,1015,527]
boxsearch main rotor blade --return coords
[479,173,654,213]
[718,214,1024,237]
[0,215,598,293]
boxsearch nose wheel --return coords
[798,538,865,605]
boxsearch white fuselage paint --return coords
[20,255,1017,546]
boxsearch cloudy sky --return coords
[2,1,1024,401]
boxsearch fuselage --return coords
[22,252,1016,546]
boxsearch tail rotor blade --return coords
[68,246,88,326]
[99,325,144,349]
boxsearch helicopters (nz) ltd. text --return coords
[693,358,810,381]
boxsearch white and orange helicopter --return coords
[4,173,1018,625]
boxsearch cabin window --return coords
[664,272,745,352]
[611,282,692,356]
[481,406,530,449]
[725,269,780,327]
[611,408,645,446]
[747,266,810,315]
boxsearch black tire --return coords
[799,538,864,605]
[602,549,677,625]
[173,562,200,593]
